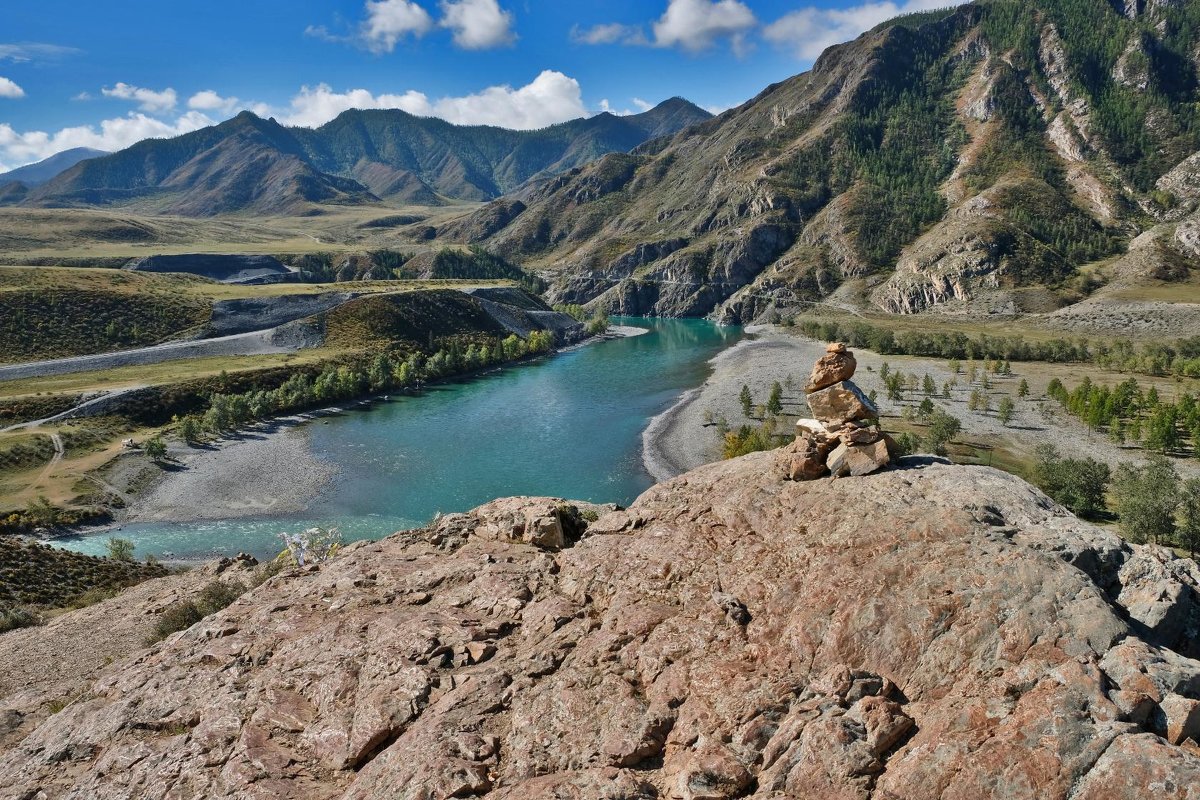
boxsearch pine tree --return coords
[767,382,783,416]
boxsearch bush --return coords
[1031,444,1110,519]
[893,431,922,456]
[1111,456,1180,544]
[0,606,41,633]
[106,538,135,562]
[151,601,205,641]
[148,578,247,642]
[924,410,962,456]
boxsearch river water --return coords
[56,318,742,560]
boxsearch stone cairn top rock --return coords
[779,342,895,480]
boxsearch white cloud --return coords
[764,0,963,61]
[188,89,239,113]
[0,77,24,99]
[0,70,594,170]
[598,97,655,116]
[652,0,757,54]
[362,0,434,52]
[439,0,515,49]
[0,43,80,63]
[570,22,646,45]
[101,82,178,113]
[0,111,215,169]
[280,70,586,130]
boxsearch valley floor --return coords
[644,326,1200,484]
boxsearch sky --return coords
[0,0,960,171]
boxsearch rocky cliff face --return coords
[4,457,1200,798]
[443,0,1200,320]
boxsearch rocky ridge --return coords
[441,0,1200,321]
[3,453,1200,797]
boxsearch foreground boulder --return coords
[3,459,1200,798]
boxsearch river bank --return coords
[641,325,1200,484]
[642,328,824,481]
[100,323,654,529]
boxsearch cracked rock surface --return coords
[3,458,1200,798]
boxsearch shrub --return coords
[1031,444,1110,519]
[925,410,962,456]
[106,538,135,562]
[149,578,247,643]
[0,606,41,633]
[1111,456,1180,544]
[894,431,922,456]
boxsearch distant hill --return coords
[0,148,108,187]
[441,0,1200,320]
[21,99,712,216]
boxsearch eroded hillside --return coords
[442,0,1200,321]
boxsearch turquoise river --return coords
[56,318,742,561]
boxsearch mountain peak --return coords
[0,147,108,187]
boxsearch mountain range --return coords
[0,148,108,187]
[7,99,711,216]
[439,0,1200,319]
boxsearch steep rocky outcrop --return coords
[4,457,1200,798]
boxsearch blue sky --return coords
[0,0,956,170]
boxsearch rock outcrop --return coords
[782,343,893,481]
[6,461,1200,798]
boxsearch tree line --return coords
[1047,376,1200,456]
[176,331,557,440]
[794,317,1200,378]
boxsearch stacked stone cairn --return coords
[780,342,896,481]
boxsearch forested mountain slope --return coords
[19,100,711,216]
[441,0,1200,319]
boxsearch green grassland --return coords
[0,204,479,265]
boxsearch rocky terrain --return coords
[439,0,1200,321]
[4,453,1200,798]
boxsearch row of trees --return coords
[553,304,612,336]
[1047,376,1200,456]
[794,317,1200,378]
[177,331,557,440]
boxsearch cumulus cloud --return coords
[439,0,515,49]
[764,0,963,61]
[652,0,757,54]
[188,89,240,113]
[598,97,656,116]
[101,82,178,113]
[0,42,80,63]
[361,0,434,52]
[0,111,214,169]
[280,70,586,130]
[578,0,756,54]
[569,22,648,46]
[0,70,593,169]
[0,77,24,99]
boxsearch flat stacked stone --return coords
[780,342,895,480]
